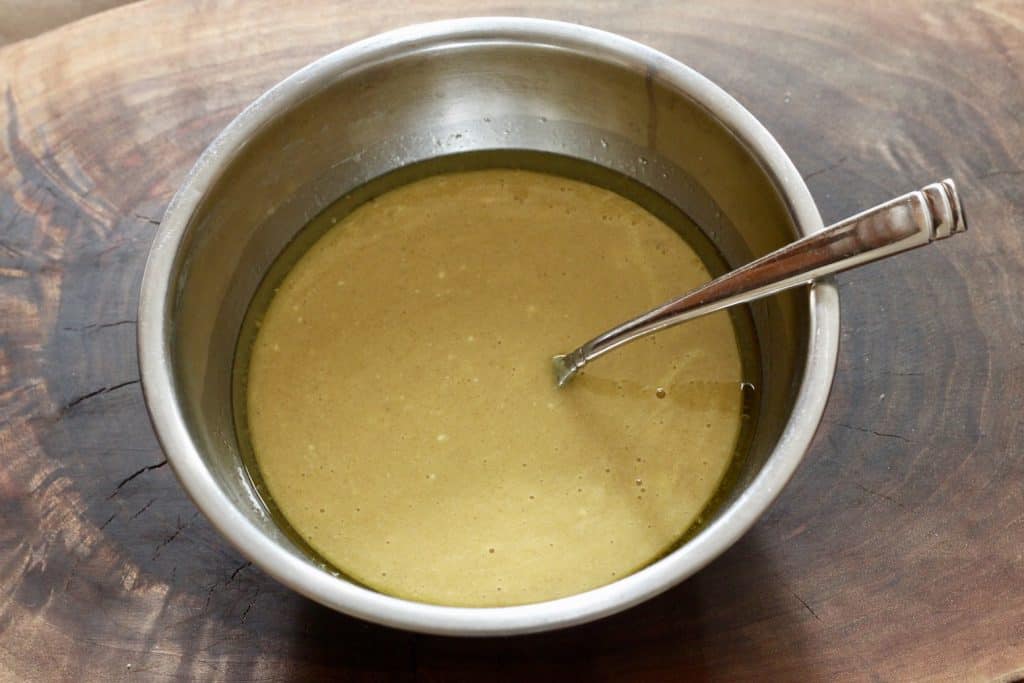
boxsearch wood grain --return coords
[1,1,1022,680]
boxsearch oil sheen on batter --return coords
[247,169,744,606]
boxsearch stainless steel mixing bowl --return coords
[138,17,839,635]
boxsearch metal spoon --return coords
[553,179,967,387]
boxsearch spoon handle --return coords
[554,179,966,386]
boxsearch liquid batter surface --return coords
[246,169,744,606]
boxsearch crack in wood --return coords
[62,319,137,333]
[202,581,218,613]
[825,419,915,444]
[152,527,184,558]
[802,155,848,181]
[129,498,157,520]
[108,460,167,499]
[98,512,118,531]
[0,239,27,260]
[66,378,140,409]
[790,590,821,621]
[151,512,199,560]
[133,213,161,226]
[240,585,261,623]
[228,561,252,583]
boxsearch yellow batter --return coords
[246,169,743,606]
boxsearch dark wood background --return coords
[1,1,1022,680]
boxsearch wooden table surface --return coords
[2,1,1022,680]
